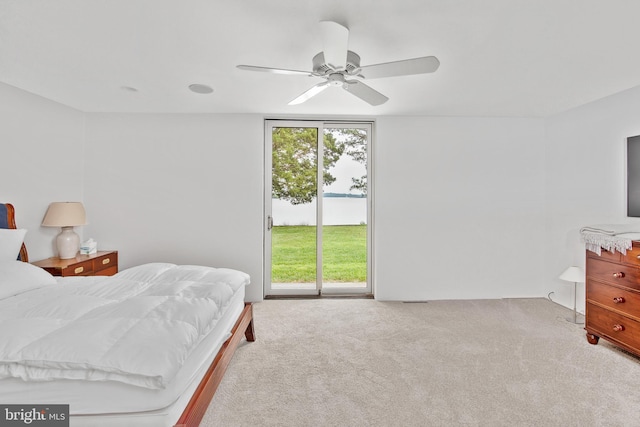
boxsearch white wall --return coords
[9,76,639,307]
[375,116,546,300]
[544,85,640,313]
[0,85,550,302]
[81,113,547,302]
[0,82,85,261]
[83,114,264,301]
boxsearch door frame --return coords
[264,119,374,298]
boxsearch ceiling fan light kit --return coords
[237,20,439,106]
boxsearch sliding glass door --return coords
[264,120,373,297]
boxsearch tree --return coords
[272,128,344,205]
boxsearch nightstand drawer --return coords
[62,259,94,276]
[94,252,117,275]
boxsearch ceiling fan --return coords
[237,21,440,106]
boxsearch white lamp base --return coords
[56,226,80,259]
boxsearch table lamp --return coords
[559,266,585,324]
[42,202,87,259]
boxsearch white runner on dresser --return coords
[580,223,640,255]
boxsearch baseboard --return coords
[264,293,374,300]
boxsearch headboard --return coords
[0,203,29,262]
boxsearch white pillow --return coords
[0,228,27,261]
[0,260,57,299]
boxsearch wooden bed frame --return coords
[174,302,254,427]
[1,203,255,427]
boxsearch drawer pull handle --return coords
[102,258,110,265]
[613,324,625,332]
[74,266,84,274]
[613,272,625,278]
[613,297,626,304]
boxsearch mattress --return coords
[0,262,249,426]
[68,288,246,427]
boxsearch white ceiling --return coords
[2,0,640,117]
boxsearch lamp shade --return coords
[559,266,585,283]
[42,202,87,227]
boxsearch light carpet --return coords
[202,298,640,426]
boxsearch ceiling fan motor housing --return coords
[312,51,361,75]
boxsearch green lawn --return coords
[272,225,366,283]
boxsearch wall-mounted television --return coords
[628,135,640,217]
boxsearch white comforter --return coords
[0,263,249,389]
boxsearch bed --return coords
[0,203,255,427]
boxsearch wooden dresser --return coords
[32,250,118,277]
[585,242,640,356]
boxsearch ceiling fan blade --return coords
[237,64,313,76]
[319,21,349,70]
[343,81,388,106]
[288,81,331,105]
[359,56,440,79]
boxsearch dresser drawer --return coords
[587,248,621,263]
[61,259,94,276]
[586,303,640,353]
[623,245,640,267]
[587,257,640,290]
[587,280,640,320]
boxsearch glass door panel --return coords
[269,126,319,294]
[322,127,369,292]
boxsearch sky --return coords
[324,154,366,194]
[323,128,367,195]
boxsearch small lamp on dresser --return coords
[41,202,87,259]
[559,266,585,324]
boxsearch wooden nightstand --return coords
[32,250,118,277]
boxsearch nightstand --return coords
[32,250,118,277]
